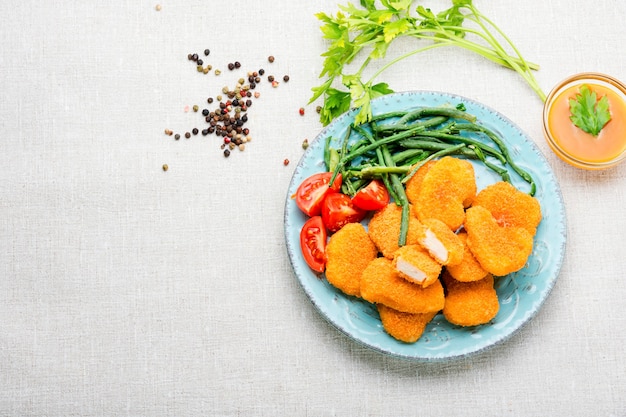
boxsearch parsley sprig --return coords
[568,85,611,137]
[310,0,546,126]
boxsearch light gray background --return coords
[1,1,625,416]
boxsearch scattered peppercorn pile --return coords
[164,50,290,157]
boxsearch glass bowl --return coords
[542,72,626,170]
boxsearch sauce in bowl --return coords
[543,73,626,169]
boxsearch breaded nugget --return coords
[417,218,464,266]
[404,160,436,204]
[465,206,534,276]
[472,181,542,236]
[367,203,422,259]
[445,230,489,282]
[413,156,477,231]
[392,244,442,288]
[325,222,378,297]
[377,304,437,343]
[360,257,445,314]
[442,271,499,327]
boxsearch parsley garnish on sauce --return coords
[569,85,611,136]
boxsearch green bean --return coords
[382,146,410,246]
[391,148,429,165]
[323,135,332,170]
[401,143,467,184]
[472,145,511,182]
[345,166,411,178]
[416,130,507,163]
[398,106,477,125]
[399,138,480,159]
[373,115,448,134]
[328,124,426,185]
[328,148,340,173]
[370,110,408,123]
[454,123,536,195]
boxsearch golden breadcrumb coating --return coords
[472,181,542,236]
[404,160,436,204]
[367,203,422,259]
[360,257,444,314]
[325,222,378,297]
[377,304,437,343]
[445,231,489,282]
[413,156,477,231]
[442,271,499,327]
[465,206,534,276]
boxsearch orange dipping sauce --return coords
[543,73,626,169]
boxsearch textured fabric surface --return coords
[1,1,625,416]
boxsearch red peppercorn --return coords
[299,107,305,116]
[283,158,290,166]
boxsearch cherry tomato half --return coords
[351,180,390,211]
[300,216,327,273]
[321,193,367,233]
[295,172,343,217]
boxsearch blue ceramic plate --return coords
[284,91,567,361]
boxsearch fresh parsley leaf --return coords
[382,0,413,12]
[370,82,394,97]
[359,0,376,11]
[569,85,612,136]
[309,78,334,104]
[311,0,544,126]
[320,88,351,126]
[383,18,412,43]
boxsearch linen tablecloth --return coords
[1,1,625,415]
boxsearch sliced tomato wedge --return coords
[300,216,327,273]
[321,193,367,233]
[295,172,343,217]
[351,179,390,211]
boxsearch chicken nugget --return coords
[367,203,422,259]
[377,304,437,343]
[413,156,477,231]
[472,181,542,236]
[404,160,436,204]
[325,222,378,297]
[445,231,489,282]
[442,270,499,327]
[465,206,534,276]
[360,257,445,314]
[417,218,464,266]
[392,244,442,288]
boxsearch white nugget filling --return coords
[421,229,448,263]
[395,257,428,284]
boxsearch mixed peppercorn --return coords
[165,52,291,158]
